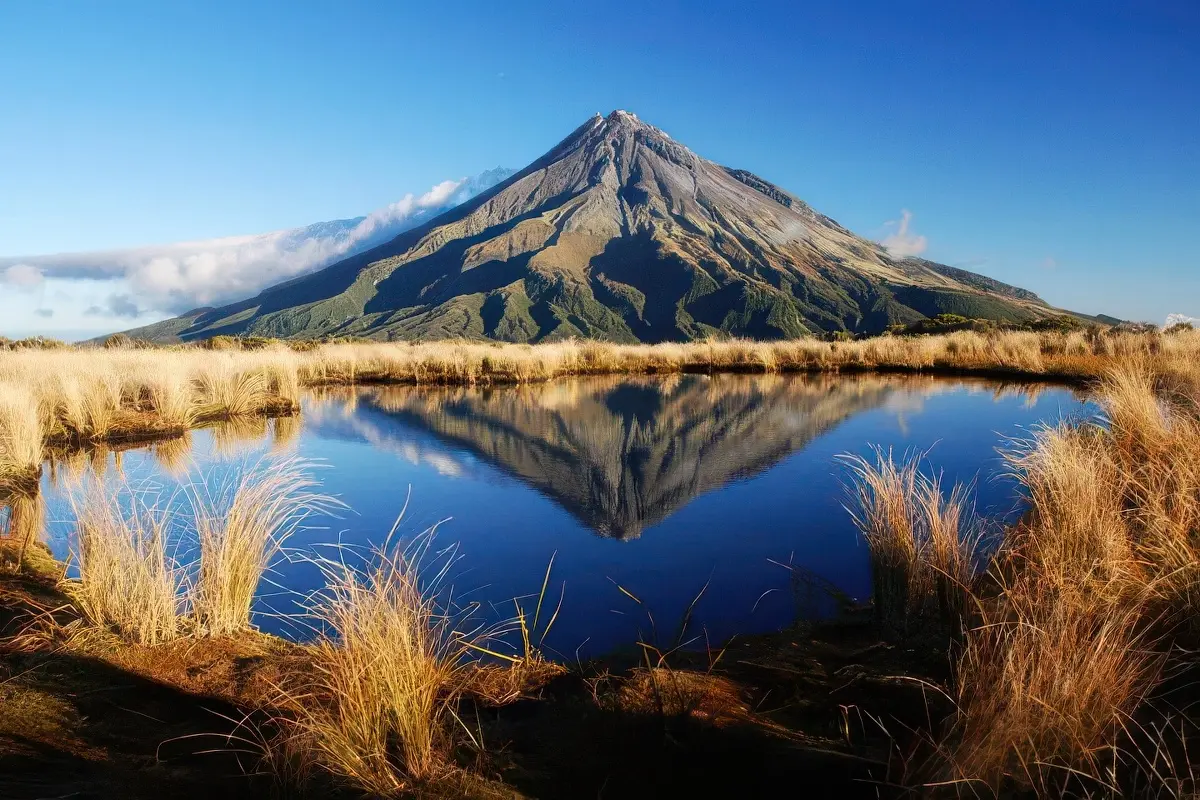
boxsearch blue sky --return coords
[1,0,1196,337]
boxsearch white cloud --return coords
[1042,256,1058,269]
[1166,313,1198,328]
[0,170,514,316]
[880,210,928,258]
[3,264,44,289]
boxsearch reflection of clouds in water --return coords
[304,399,469,479]
[883,389,934,415]
[422,452,463,477]
[880,380,1056,430]
[882,385,945,437]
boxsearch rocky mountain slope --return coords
[122,111,1065,343]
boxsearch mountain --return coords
[303,373,907,538]
[121,111,1066,343]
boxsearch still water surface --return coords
[20,373,1089,657]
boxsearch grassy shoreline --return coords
[1,329,1196,480]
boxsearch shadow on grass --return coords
[0,650,279,800]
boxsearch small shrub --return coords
[203,335,242,351]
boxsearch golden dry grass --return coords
[62,456,329,643]
[191,456,332,637]
[277,532,477,794]
[947,592,1162,794]
[7,329,1200,794]
[917,355,1200,794]
[297,328,1200,386]
[0,348,301,454]
[842,448,982,627]
[66,480,183,646]
[839,349,1200,793]
[0,383,45,487]
[0,330,1196,480]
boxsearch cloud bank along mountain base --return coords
[0,168,515,339]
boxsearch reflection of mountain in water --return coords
[306,374,911,539]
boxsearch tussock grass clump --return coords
[842,449,922,622]
[194,358,273,419]
[63,455,327,644]
[1004,422,1141,602]
[0,384,44,487]
[67,482,183,645]
[279,532,476,794]
[141,362,199,429]
[926,358,1200,794]
[191,456,332,637]
[842,448,982,627]
[946,586,1162,794]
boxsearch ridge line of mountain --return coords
[118,110,1090,344]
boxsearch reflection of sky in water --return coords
[28,374,1090,658]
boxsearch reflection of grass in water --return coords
[210,416,270,459]
[271,414,302,451]
[152,432,193,477]
[0,488,46,571]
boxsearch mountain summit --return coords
[124,110,1065,343]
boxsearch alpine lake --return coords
[8,372,1091,658]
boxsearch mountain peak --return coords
[606,108,668,137]
[122,113,1069,345]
